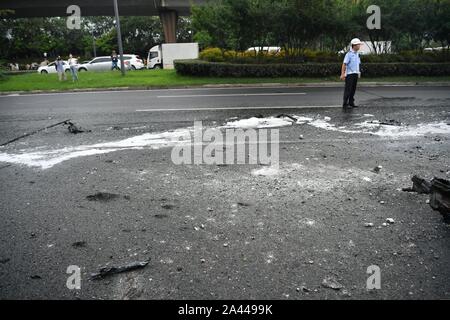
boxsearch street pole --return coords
[113,0,125,76]
[92,31,97,58]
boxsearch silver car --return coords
[77,56,131,72]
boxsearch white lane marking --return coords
[156,92,307,98]
[0,84,445,98]
[136,105,341,112]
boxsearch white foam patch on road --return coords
[0,128,192,169]
[354,121,450,137]
[1,114,449,170]
[291,115,450,137]
[251,166,280,176]
[223,117,294,129]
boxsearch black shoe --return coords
[343,104,352,109]
[349,104,359,108]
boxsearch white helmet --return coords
[351,38,362,46]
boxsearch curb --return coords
[1,81,450,96]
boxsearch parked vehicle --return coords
[246,46,281,54]
[77,56,131,72]
[424,46,450,52]
[37,61,71,74]
[147,43,199,70]
[123,54,145,70]
[338,41,392,55]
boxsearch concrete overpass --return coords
[0,0,209,43]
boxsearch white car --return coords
[37,61,71,74]
[123,54,145,70]
[246,46,281,54]
[77,56,131,72]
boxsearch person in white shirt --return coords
[68,54,79,82]
[340,38,362,109]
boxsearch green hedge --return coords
[198,48,450,64]
[174,60,450,78]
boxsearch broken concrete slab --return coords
[430,178,450,221]
[402,175,432,194]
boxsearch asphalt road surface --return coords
[0,85,449,299]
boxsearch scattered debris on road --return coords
[90,260,150,280]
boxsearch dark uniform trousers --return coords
[343,73,358,106]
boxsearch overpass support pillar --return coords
[159,9,178,43]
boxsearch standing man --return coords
[68,54,79,82]
[55,56,66,81]
[111,50,119,70]
[341,38,362,109]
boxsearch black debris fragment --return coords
[297,286,310,293]
[161,203,175,210]
[72,241,87,248]
[237,202,252,207]
[402,175,432,194]
[30,275,42,280]
[66,121,92,134]
[276,114,297,122]
[372,165,382,174]
[86,192,129,202]
[90,260,150,280]
[369,119,402,126]
[66,121,86,134]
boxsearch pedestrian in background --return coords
[111,50,119,70]
[68,54,79,82]
[340,38,362,109]
[55,56,66,81]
